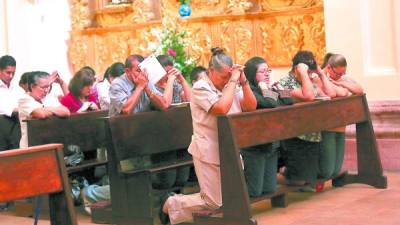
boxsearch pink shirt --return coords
[60,92,98,113]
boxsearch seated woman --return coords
[278,50,336,191]
[18,71,70,148]
[150,55,192,189]
[96,62,125,110]
[241,56,293,197]
[317,53,363,181]
[60,69,99,113]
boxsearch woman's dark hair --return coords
[209,47,233,71]
[157,55,174,67]
[321,53,347,69]
[244,57,266,87]
[27,71,49,92]
[190,66,207,82]
[109,62,125,78]
[19,72,32,87]
[69,69,95,98]
[103,67,111,82]
[81,66,96,77]
[291,50,317,71]
[0,55,16,69]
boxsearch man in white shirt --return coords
[0,55,20,151]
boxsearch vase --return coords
[178,3,191,17]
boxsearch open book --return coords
[138,55,167,84]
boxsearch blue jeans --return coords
[319,131,345,179]
[241,144,278,197]
[83,184,110,203]
[152,150,190,189]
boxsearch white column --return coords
[5,0,73,87]
[324,0,400,100]
[0,0,9,54]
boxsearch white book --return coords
[138,54,167,84]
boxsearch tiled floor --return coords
[1,171,399,225]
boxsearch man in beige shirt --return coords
[160,48,257,224]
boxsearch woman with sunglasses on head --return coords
[240,56,293,197]
[317,53,364,183]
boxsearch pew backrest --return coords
[103,105,193,172]
[0,144,77,225]
[27,110,108,151]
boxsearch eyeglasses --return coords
[330,65,346,77]
[257,68,272,74]
[36,85,51,91]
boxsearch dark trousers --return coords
[151,150,191,189]
[241,144,278,197]
[282,138,319,185]
[0,115,21,151]
[319,131,345,179]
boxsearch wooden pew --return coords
[102,105,193,225]
[0,144,77,225]
[26,110,108,173]
[193,94,388,225]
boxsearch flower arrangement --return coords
[153,28,196,80]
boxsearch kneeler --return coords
[0,144,77,225]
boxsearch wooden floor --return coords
[1,171,399,225]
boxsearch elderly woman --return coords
[241,56,293,197]
[278,50,336,191]
[60,69,99,113]
[159,47,257,225]
[317,53,363,181]
[18,71,70,148]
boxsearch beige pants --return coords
[164,157,222,224]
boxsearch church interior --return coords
[0,0,399,224]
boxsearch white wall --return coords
[324,0,400,101]
[2,0,72,87]
[0,0,8,54]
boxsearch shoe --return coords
[315,181,325,193]
[159,192,175,225]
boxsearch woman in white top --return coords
[18,71,70,148]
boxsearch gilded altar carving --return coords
[261,0,321,11]
[68,35,89,71]
[68,0,326,73]
[234,23,253,64]
[70,0,92,30]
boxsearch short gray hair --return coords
[209,47,233,71]
[28,71,49,91]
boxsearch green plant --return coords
[154,28,196,80]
